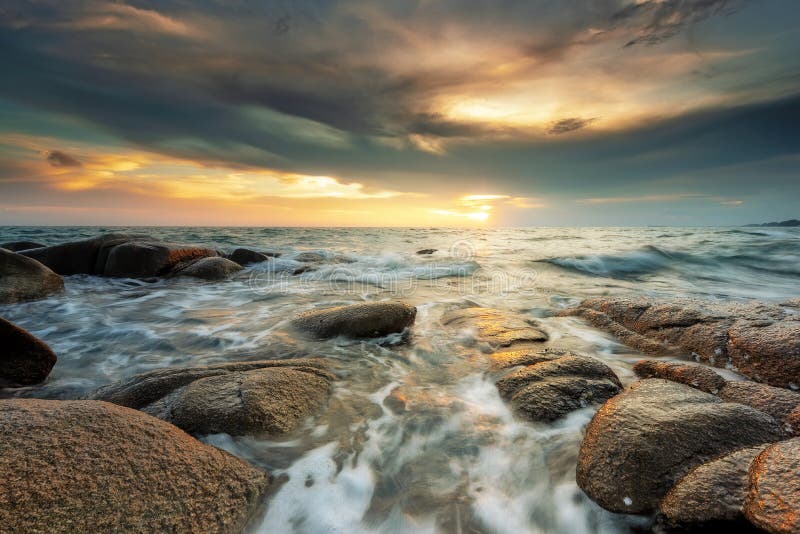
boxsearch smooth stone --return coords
[292,302,416,339]
[0,399,269,532]
[21,233,144,275]
[91,358,334,436]
[441,307,548,348]
[103,241,218,278]
[173,257,243,280]
[0,241,46,252]
[0,317,57,387]
[228,248,272,266]
[744,438,800,534]
[576,379,783,514]
[511,375,621,422]
[633,359,727,394]
[660,446,768,525]
[0,248,64,304]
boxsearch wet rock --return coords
[0,241,45,252]
[787,406,800,436]
[21,233,142,275]
[295,252,326,263]
[292,302,416,339]
[416,248,437,255]
[0,399,269,532]
[488,346,563,370]
[495,351,621,422]
[576,379,783,514]
[0,248,64,304]
[744,438,800,534]
[173,257,243,280]
[441,307,548,348]
[91,358,334,436]
[0,317,57,387]
[660,445,767,525]
[228,248,273,266]
[103,240,218,278]
[565,297,800,388]
[719,381,800,434]
[633,359,727,394]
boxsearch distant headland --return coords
[744,219,800,227]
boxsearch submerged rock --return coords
[0,241,45,252]
[565,297,800,388]
[292,302,416,339]
[0,317,57,387]
[441,307,548,348]
[173,256,243,280]
[576,379,783,514]
[660,446,767,526]
[91,358,335,436]
[633,359,727,394]
[416,248,437,255]
[0,399,269,532]
[294,251,326,263]
[228,248,274,266]
[745,438,800,534]
[0,248,64,304]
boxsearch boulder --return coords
[21,233,141,275]
[495,351,621,422]
[633,359,727,394]
[576,379,783,514]
[294,252,326,263]
[173,257,243,280]
[0,399,269,532]
[91,358,334,436]
[0,240,45,252]
[441,307,548,348]
[719,381,800,434]
[292,302,416,339]
[744,438,800,534]
[228,248,273,266]
[488,346,564,370]
[660,445,767,525]
[565,297,800,388]
[0,317,57,387]
[0,248,64,304]
[103,241,218,278]
[416,249,437,255]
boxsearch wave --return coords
[540,245,679,279]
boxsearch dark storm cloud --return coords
[546,118,597,135]
[44,150,82,167]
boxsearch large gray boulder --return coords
[0,317,57,387]
[565,297,800,388]
[91,358,335,436]
[576,379,783,514]
[0,248,64,304]
[292,302,416,339]
[0,399,269,533]
[441,307,548,348]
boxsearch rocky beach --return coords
[2,226,799,533]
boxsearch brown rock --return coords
[91,358,334,436]
[103,241,218,278]
[576,379,783,514]
[787,406,800,436]
[0,399,269,533]
[719,381,800,434]
[173,256,243,280]
[441,307,548,348]
[728,319,800,389]
[745,438,800,534]
[21,233,143,275]
[0,317,57,387]
[660,445,767,525]
[496,353,620,399]
[228,248,273,266]
[292,302,416,339]
[633,359,727,394]
[511,376,621,422]
[0,248,64,304]
[489,347,564,370]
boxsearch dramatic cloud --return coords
[44,150,82,167]
[546,117,598,135]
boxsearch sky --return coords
[1,0,799,226]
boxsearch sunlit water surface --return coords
[2,226,799,533]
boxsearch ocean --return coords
[2,226,799,533]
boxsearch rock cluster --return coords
[0,399,269,533]
[564,297,800,388]
[442,307,621,422]
[91,358,335,436]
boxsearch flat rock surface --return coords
[0,317,57,387]
[91,358,335,436]
[576,379,783,514]
[0,248,64,304]
[745,438,800,534]
[0,399,269,533]
[292,302,416,339]
[566,297,800,388]
[441,307,548,347]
